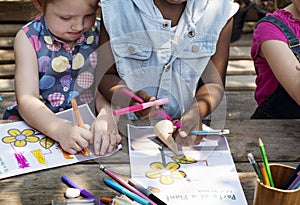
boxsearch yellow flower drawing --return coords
[2,129,39,147]
[145,162,186,185]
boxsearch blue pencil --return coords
[288,173,300,190]
[190,129,230,135]
[247,153,263,182]
[282,163,300,189]
[103,178,150,205]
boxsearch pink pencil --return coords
[99,165,156,205]
[113,98,169,116]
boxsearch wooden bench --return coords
[0,0,258,120]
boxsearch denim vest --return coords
[101,0,237,119]
[251,16,300,119]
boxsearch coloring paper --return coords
[0,104,122,179]
[127,124,247,205]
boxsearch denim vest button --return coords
[188,31,195,38]
[128,46,135,54]
[162,21,169,28]
[164,65,170,72]
[192,45,199,52]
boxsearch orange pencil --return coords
[70,98,90,156]
[258,162,270,186]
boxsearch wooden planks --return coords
[0,1,38,23]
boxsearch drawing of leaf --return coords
[160,175,174,185]
[172,155,197,164]
[40,137,55,149]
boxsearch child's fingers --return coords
[98,134,110,155]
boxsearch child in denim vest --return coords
[3,0,121,155]
[98,0,238,146]
[251,0,300,118]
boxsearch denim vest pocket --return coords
[177,35,216,59]
[112,41,152,79]
[173,37,216,93]
[112,41,152,59]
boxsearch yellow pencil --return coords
[258,138,274,187]
[258,162,270,186]
[70,98,90,156]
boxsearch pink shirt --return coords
[251,9,300,105]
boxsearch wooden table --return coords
[0,119,299,205]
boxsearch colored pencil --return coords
[288,172,300,190]
[103,178,150,205]
[99,165,156,205]
[258,162,270,186]
[70,98,90,156]
[282,163,300,189]
[128,179,167,205]
[247,153,263,182]
[190,129,230,135]
[258,138,274,187]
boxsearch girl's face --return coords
[44,0,98,44]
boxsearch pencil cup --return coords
[253,164,300,205]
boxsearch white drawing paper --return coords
[0,104,121,179]
[127,124,247,205]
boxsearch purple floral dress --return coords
[3,15,100,120]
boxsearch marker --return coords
[113,98,169,116]
[189,129,230,135]
[103,178,150,205]
[61,175,97,199]
[70,98,90,156]
[247,153,263,182]
[100,197,113,204]
[258,162,270,186]
[258,138,274,187]
[99,165,156,205]
[120,87,144,103]
[156,109,182,129]
[120,88,178,129]
[128,179,167,205]
[282,163,300,189]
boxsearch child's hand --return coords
[91,107,122,156]
[57,122,93,155]
[131,90,157,119]
[173,103,203,146]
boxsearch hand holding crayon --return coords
[70,98,90,156]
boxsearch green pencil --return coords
[258,138,274,187]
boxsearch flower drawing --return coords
[145,162,186,185]
[2,128,39,147]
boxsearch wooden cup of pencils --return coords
[253,164,300,205]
